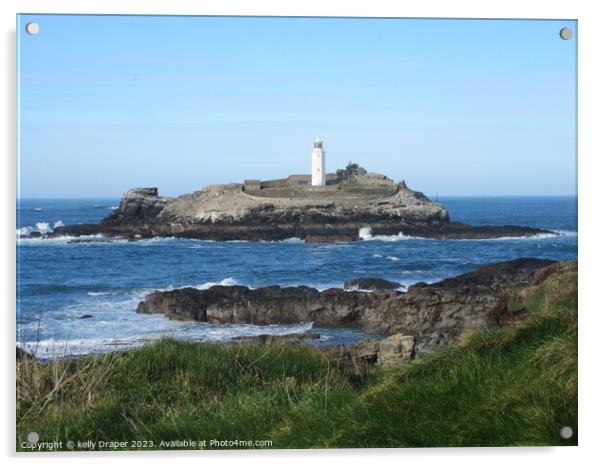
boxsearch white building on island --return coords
[311,139,326,186]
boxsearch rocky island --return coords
[53,160,551,242]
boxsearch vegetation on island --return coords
[335,161,368,183]
[17,262,577,450]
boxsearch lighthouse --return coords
[311,139,326,186]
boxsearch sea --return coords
[16,196,577,359]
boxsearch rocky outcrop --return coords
[344,277,404,291]
[136,258,555,355]
[354,334,415,368]
[108,188,169,223]
[51,170,553,241]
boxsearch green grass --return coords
[17,262,577,450]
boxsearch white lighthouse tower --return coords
[311,139,326,186]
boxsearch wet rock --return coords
[80,314,93,319]
[137,258,556,356]
[344,277,404,291]
[103,187,168,223]
[305,234,359,243]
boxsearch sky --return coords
[17,15,577,198]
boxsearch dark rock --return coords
[305,234,359,243]
[344,277,404,291]
[67,238,114,244]
[395,223,552,240]
[136,258,556,356]
[102,187,168,224]
[430,257,556,289]
[80,314,93,319]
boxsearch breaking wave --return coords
[17,220,65,237]
[359,226,577,242]
[35,222,52,234]
[195,277,241,290]
[455,229,577,242]
[359,227,415,241]
[17,234,107,245]
[19,321,316,359]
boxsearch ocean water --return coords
[16,196,577,358]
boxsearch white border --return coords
[2,1,600,465]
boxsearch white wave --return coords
[34,207,42,211]
[279,237,303,243]
[87,291,118,296]
[195,277,241,290]
[359,226,373,240]
[135,236,178,245]
[375,232,415,241]
[555,230,578,237]
[359,226,416,242]
[359,226,576,242]
[35,222,53,234]
[83,278,244,302]
[386,256,401,261]
[18,233,107,245]
[17,220,65,238]
[18,321,317,359]
[373,254,383,258]
[110,206,118,210]
[16,226,32,236]
[132,236,176,243]
[454,230,578,242]
[17,222,55,237]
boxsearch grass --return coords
[16,262,577,450]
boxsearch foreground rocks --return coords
[354,334,415,368]
[51,170,553,241]
[137,258,556,355]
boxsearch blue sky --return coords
[17,15,577,198]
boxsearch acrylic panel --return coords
[16,14,577,451]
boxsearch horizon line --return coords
[16,193,579,200]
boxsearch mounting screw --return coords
[560,426,574,439]
[25,22,39,35]
[559,27,573,40]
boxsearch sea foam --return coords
[195,277,241,290]
[19,321,316,359]
[359,227,415,241]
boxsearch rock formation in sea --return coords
[343,277,404,291]
[136,258,557,356]
[52,167,552,242]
